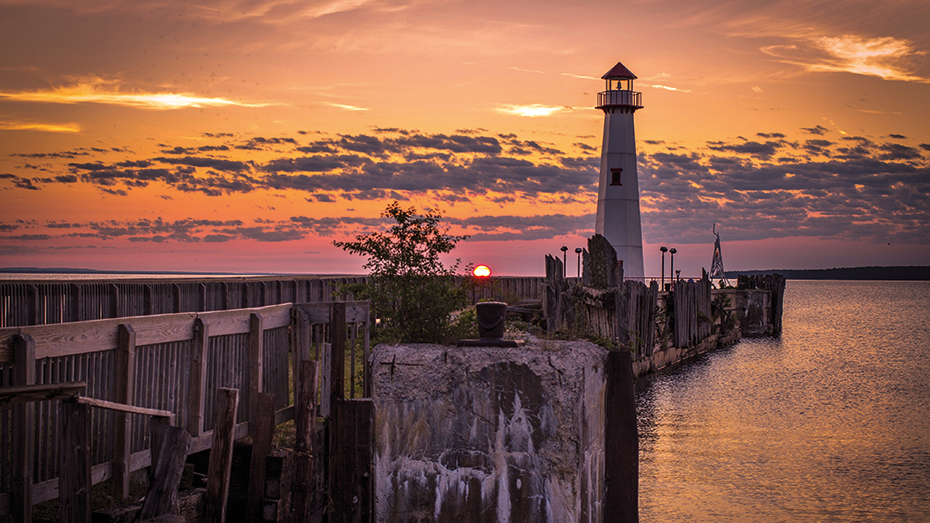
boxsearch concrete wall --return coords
[371,341,609,523]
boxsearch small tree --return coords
[334,201,469,343]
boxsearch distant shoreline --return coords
[726,266,930,281]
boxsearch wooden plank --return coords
[59,400,91,523]
[292,361,319,523]
[329,399,373,523]
[0,382,86,405]
[604,350,638,523]
[12,334,36,523]
[75,397,174,420]
[0,303,293,361]
[246,393,277,523]
[27,284,38,326]
[188,318,209,436]
[202,388,239,523]
[113,324,136,500]
[139,426,191,521]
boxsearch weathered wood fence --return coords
[0,300,370,519]
[1,275,544,328]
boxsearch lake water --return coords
[638,280,930,521]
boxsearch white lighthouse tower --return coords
[594,61,645,280]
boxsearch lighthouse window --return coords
[611,168,622,185]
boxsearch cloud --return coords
[762,35,930,83]
[3,126,927,249]
[0,120,81,133]
[494,104,571,117]
[326,102,368,112]
[0,77,272,110]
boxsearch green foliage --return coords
[334,201,469,344]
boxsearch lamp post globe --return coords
[560,246,568,277]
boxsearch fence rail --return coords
[1,275,545,328]
[0,300,369,517]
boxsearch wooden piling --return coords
[59,399,91,523]
[247,392,277,522]
[292,361,320,523]
[202,388,239,523]
[139,425,191,520]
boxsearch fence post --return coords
[330,302,346,402]
[26,284,39,326]
[604,350,638,523]
[12,333,36,522]
[202,388,239,523]
[144,284,154,315]
[113,323,136,499]
[250,313,264,420]
[329,399,373,523]
[140,423,191,521]
[70,283,84,322]
[247,392,277,522]
[173,283,182,313]
[59,399,91,523]
[60,399,91,522]
[292,361,320,523]
[188,318,209,437]
[109,283,120,318]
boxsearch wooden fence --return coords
[1,275,545,328]
[0,300,370,518]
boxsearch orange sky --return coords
[1,0,928,276]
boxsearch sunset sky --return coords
[1,0,928,277]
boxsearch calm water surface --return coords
[638,280,930,522]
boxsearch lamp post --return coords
[669,248,677,291]
[575,247,583,278]
[660,246,668,290]
[560,246,568,278]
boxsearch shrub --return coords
[334,201,469,344]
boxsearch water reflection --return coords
[637,281,930,521]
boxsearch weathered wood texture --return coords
[543,254,575,336]
[292,361,321,523]
[672,271,712,348]
[737,273,787,335]
[59,399,91,523]
[247,393,277,523]
[616,281,659,356]
[0,300,370,518]
[138,426,192,521]
[587,234,621,289]
[329,399,373,523]
[202,388,239,523]
[604,350,638,523]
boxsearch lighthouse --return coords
[594,61,645,280]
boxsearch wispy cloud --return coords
[0,77,271,110]
[561,73,598,80]
[762,35,929,83]
[0,120,81,133]
[494,104,570,117]
[326,102,369,112]
[641,83,692,93]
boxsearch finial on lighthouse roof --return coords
[602,62,637,80]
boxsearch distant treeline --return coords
[726,266,930,281]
